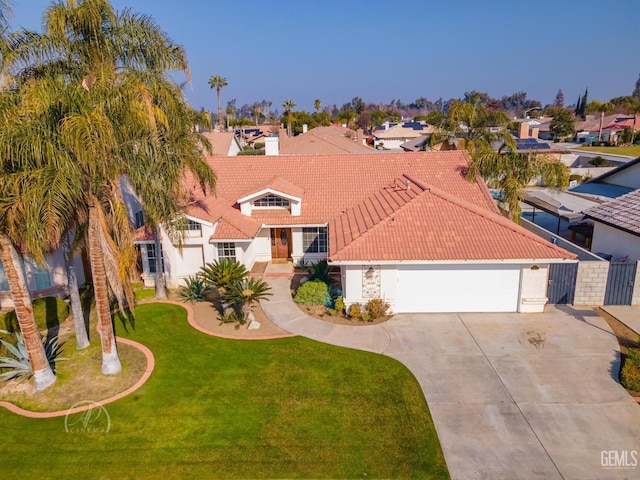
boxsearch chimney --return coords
[531,127,539,139]
[302,124,308,134]
[264,136,279,156]
[384,121,389,131]
[519,122,529,139]
[357,128,364,145]
[278,128,288,150]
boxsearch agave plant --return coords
[0,334,66,382]
[306,259,332,285]
[178,275,212,303]
[199,259,249,291]
[223,278,272,318]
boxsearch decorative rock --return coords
[247,320,261,330]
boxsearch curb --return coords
[0,337,154,419]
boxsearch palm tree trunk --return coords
[88,205,121,375]
[0,233,56,391]
[217,86,222,130]
[153,227,166,299]
[632,112,638,145]
[598,111,604,141]
[62,232,89,349]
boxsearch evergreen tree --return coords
[554,89,565,107]
[633,73,640,99]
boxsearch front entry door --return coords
[271,228,292,259]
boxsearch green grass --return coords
[578,145,640,157]
[0,303,448,479]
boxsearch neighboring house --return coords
[134,151,575,313]
[569,158,640,260]
[584,190,640,261]
[372,121,434,150]
[278,125,374,155]
[0,250,86,309]
[201,131,242,156]
[570,156,640,200]
[399,134,430,152]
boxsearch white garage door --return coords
[175,245,205,278]
[395,264,520,313]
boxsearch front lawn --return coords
[0,303,448,479]
[578,145,640,157]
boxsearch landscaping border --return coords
[0,337,154,418]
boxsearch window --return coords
[254,194,289,207]
[31,261,52,290]
[147,243,163,274]
[134,211,145,228]
[302,227,328,253]
[217,242,236,260]
[177,219,202,232]
[0,263,8,291]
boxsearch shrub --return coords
[254,142,265,149]
[365,298,390,319]
[621,348,640,392]
[2,297,69,333]
[237,149,265,156]
[307,260,332,285]
[179,276,211,303]
[348,302,363,320]
[0,333,66,381]
[199,259,248,291]
[569,174,583,183]
[294,280,330,306]
[334,296,346,315]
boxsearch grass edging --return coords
[0,336,154,418]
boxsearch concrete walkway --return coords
[261,277,640,480]
[602,305,640,336]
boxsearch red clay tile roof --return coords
[280,126,375,155]
[238,176,305,201]
[182,151,572,260]
[132,225,154,241]
[585,189,640,236]
[201,131,238,156]
[330,180,575,261]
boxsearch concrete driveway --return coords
[262,277,640,479]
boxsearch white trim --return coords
[329,258,577,265]
[261,223,328,228]
[237,188,301,205]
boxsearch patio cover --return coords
[523,189,601,222]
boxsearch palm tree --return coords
[429,98,515,154]
[208,74,228,130]
[224,278,272,322]
[4,0,216,374]
[586,100,614,141]
[314,99,321,113]
[470,144,569,221]
[282,99,296,137]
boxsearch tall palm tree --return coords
[4,0,216,374]
[283,99,296,137]
[586,100,614,142]
[208,74,228,130]
[314,99,321,113]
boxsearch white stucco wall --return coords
[341,265,398,312]
[591,222,640,261]
[518,264,550,313]
[605,164,640,190]
[253,229,272,263]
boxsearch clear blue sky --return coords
[9,0,640,112]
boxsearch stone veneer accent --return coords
[573,261,610,306]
